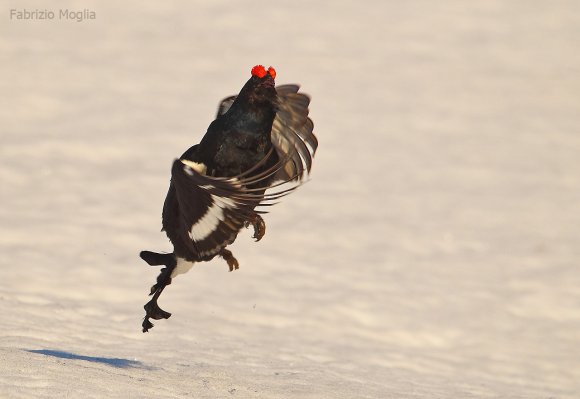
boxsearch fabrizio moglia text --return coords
[10,8,96,22]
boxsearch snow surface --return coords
[1,1,580,397]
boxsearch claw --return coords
[142,318,154,333]
[246,214,266,241]
[220,248,239,272]
[143,298,172,333]
[142,288,172,333]
[227,256,239,272]
[144,299,172,320]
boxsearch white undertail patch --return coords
[171,257,195,278]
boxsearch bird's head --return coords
[238,65,277,106]
[251,65,276,85]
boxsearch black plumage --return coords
[140,65,317,332]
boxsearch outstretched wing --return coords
[217,84,318,182]
[271,85,317,182]
[165,153,298,261]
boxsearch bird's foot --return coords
[139,250,176,332]
[220,248,239,272]
[143,298,172,332]
[140,250,175,267]
[245,214,266,241]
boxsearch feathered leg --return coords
[140,251,176,332]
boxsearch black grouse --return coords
[140,65,317,332]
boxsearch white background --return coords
[1,1,579,397]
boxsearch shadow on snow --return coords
[26,349,150,369]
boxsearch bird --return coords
[139,65,317,332]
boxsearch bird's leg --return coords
[140,251,176,332]
[245,213,266,241]
[219,248,239,272]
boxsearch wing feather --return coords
[217,84,318,183]
[168,153,300,261]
